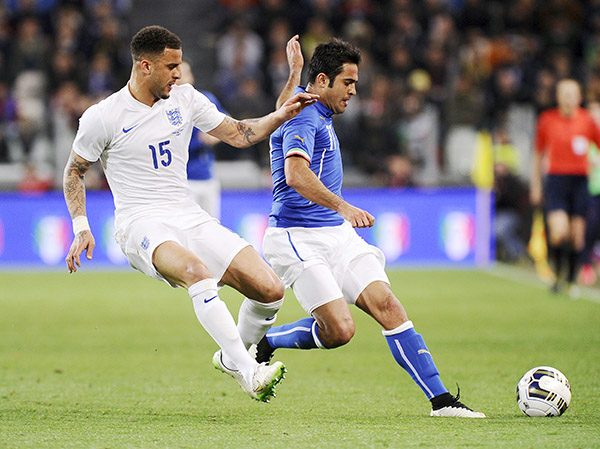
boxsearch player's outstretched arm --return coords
[63,150,96,273]
[208,92,318,148]
[285,156,375,228]
[275,35,304,110]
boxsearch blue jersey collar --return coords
[295,86,334,118]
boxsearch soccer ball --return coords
[516,366,571,417]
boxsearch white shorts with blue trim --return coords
[115,216,249,287]
[263,221,388,314]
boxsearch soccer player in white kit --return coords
[63,26,317,402]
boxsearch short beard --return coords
[151,86,170,101]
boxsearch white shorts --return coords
[263,221,389,314]
[115,216,249,287]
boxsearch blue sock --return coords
[384,321,447,399]
[265,317,324,349]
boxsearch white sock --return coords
[237,297,284,349]
[189,279,256,382]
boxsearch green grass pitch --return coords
[1,268,599,448]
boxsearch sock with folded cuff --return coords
[383,320,447,399]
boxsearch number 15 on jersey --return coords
[149,140,172,169]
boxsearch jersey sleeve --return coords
[590,114,600,149]
[280,113,316,162]
[72,104,110,162]
[190,88,226,133]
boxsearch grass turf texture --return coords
[1,269,598,449]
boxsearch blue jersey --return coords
[187,91,226,181]
[269,86,344,228]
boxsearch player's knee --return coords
[372,292,408,329]
[182,260,212,286]
[323,319,355,348]
[262,277,285,302]
[385,296,408,322]
[379,292,400,314]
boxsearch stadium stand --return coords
[1,0,599,192]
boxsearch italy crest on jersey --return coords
[166,108,183,126]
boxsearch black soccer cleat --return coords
[255,334,276,364]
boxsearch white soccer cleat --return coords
[430,390,486,418]
[250,360,287,402]
[430,404,486,418]
[212,350,286,402]
[212,350,247,390]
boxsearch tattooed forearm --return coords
[237,119,258,145]
[63,151,91,219]
[217,115,280,148]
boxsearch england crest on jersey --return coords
[166,108,183,126]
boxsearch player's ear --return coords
[317,73,329,88]
[140,58,152,75]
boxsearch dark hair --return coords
[307,38,361,85]
[130,25,182,61]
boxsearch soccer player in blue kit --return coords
[256,36,486,417]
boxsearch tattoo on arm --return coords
[236,119,258,145]
[63,152,92,219]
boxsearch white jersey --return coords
[72,83,225,231]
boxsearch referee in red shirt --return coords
[531,79,600,295]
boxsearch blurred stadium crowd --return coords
[1,0,600,194]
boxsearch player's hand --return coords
[279,92,319,119]
[286,35,304,74]
[336,200,375,228]
[65,230,95,273]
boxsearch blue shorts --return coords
[544,174,589,217]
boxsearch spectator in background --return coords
[178,60,225,219]
[444,71,486,129]
[91,15,130,85]
[48,50,83,93]
[456,0,491,33]
[0,81,16,162]
[52,5,88,59]
[397,71,440,186]
[301,16,333,58]
[50,80,93,187]
[87,51,116,99]
[265,44,292,102]
[504,0,537,34]
[532,68,557,114]
[9,15,51,78]
[493,127,529,263]
[215,17,264,106]
[13,70,48,165]
[356,72,399,179]
[530,79,600,296]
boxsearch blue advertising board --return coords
[0,188,493,269]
